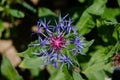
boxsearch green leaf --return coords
[1,56,23,80]
[83,62,104,74]
[82,46,106,72]
[72,71,83,80]
[117,0,120,7]
[76,0,107,35]
[0,20,4,37]
[113,24,120,41]
[18,0,36,13]
[85,70,105,80]
[19,46,39,57]
[96,20,116,43]
[78,0,85,3]
[62,65,73,80]
[48,65,73,80]
[104,62,113,74]
[7,8,25,18]
[97,8,120,42]
[38,7,56,17]
[47,66,66,80]
[82,48,107,80]
[18,40,45,69]
[19,40,41,57]
[87,0,107,15]
[104,42,120,60]
[30,68,41,77]
[83,39,94,53]
[19,57,46,69]
[76,12,95,35]
[0,6,4,11]
[49,71,66,80]
[84,39,94,47]
[102,8,120,22]
[88,46,106,64]
[81,45,114,79]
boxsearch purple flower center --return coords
[49,35,66,51]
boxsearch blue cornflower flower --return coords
[59,54,73,69]
[72,35,85,54]
[73,35,83,48]
[32,14,85,69]
[50,53,59,68]
[37,18,52,34]
[40,38,49,46]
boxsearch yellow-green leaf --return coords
[1,56,23,80]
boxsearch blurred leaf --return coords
[83,61,105,80]
[96,20,116,43]
[78,0,85,3]
[1,0,6,5]
[83,39,94,53]
[113,24,120,41]
[62,66,73,80]
[82,45,116,79]
[47,65,58,75]
[19,46,39,57]
[117,0,120,6]
[102,8,120,22]
[30,68,41,77]
[87,0,107,15]
[76,0,107,35]
[47,66,66,80]
[4,28,10,38]
[76,12,95,35]
[104,62,113,73]
[89,46,106,63]
[82,46,106,73]
[1,56,23,80]
[19,40,40,57]
[49,71,66,80]
[7,8,25,18]
[38,7,56,17]
[85,70,105,80]
[72,71,83,80]
[48,65,73,80]
[0,6,4,11]
[96,19,116,27]
[71,12,79,20]
[0,20,4,37]
[104,42,120,60]
[19,57,46,69]
[97,8,120,42]
[18,0,36,13]
[73,45,111,80]
[83,62,104,74]
[84,39,94,47]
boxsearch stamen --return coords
[49,35,66,51]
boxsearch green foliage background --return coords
[0,0,120,80]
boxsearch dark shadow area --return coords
[112,69,120,80]
[80,72,88,80]
[106,0,119,8]
[34,68,50,80]
[16,67,31,80]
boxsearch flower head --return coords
[32,14,85,69]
